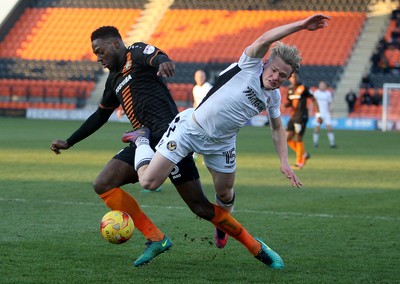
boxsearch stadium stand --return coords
[0,0,144,109]
[3,0,398,122]
[350,5,400,119]
[153,1,368,112]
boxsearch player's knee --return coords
[216,190,234,204]
[93,176,114,195]
[139,176,162,191]
[93,180,108,195]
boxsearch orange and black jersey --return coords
[286,83,313,121]
[101,42,178,141]
[66,43,178,147]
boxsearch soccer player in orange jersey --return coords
[50,26,287,268]
[285,72,322,169]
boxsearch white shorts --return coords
[313,112,332,126]
[156,108,237,173]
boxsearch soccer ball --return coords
[100,210,134,244]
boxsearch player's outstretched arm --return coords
[50,107,114,155]
[269,117,302,188]
[246,14,331,58]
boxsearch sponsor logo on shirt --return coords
[116,74,132,94]
[244,86,264,112]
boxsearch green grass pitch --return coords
[0,117,399,283]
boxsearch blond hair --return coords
[269,41,301,73]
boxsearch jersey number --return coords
[223,148,236,165]
[166,116,180,138]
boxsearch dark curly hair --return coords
[91,26,122,41]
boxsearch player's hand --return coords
[50,139,70,155]
[157,62,175,77]
[281,162,302,188]
[317,117,323,124]
[302,14,331,31]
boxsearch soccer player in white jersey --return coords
[312,81,337,148]
[123,14,330,268]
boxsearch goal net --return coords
[381,83,400,132]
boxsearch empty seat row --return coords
[150,10,366,66]
[0,8,140,60]
[171,0,370,12]
[0,79,94,107]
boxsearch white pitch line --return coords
[1,197,399,221]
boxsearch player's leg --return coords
[137,152,175,190]
[313,119,321,148]
[123,112,190,190]
[94,152,171,266]
[327,124,336,148]
[174,175,283,268]
[325,115,337,148]
[286,121,297,154]
[208,168,235,248]
[294,132,304,166]
[205,170,283,268]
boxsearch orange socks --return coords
[287,140,297,153]
[99,187,164,242]
[211,204,261,256]
[296,141,305,165]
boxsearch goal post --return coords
[382,83,400,132]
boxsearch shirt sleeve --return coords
[267,89,281,119]
[131,42,171,68]
[237,50,263,74]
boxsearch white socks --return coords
[134,138,154,171]
[215,193,235,213]
[328,132,335,146]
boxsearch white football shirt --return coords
[193,51,281,139]
[313,89,332,116]
[193,82,213,108]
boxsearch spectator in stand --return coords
[345,89,357,114]
[391,25,400,47]
[384,43,400,72]
[361,88,372,105]
[377,37,388,54]
[360,74,374,89]
[394,11,400,28]
[391,5,400,21]
[378,53,390,73]
[372,88,382,106]
[370,47,382,73]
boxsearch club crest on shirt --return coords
[166,141,177,151]
[124,61,131,70]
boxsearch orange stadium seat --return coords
[149,10,366,65]
[0,8,141,60]
[0,79,95,108]
[167,83,193,103]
